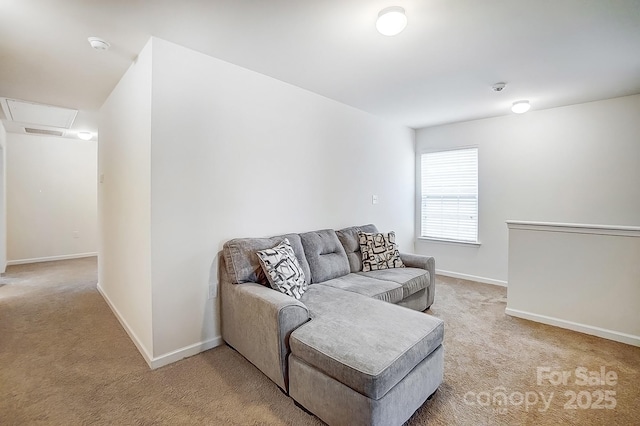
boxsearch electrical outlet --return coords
[72,231,80,239]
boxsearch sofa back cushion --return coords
[299,229,350,283]
[223,233,311,285]
[336,224,379,272]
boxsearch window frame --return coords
[417,146,480,246]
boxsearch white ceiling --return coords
[1,0,639,133]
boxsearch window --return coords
[420,148,478,243]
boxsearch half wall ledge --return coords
[506,220,640,347]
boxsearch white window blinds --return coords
[420,148,478,242]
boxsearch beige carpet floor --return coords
[0,257,638,425]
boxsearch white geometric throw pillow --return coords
[358,231,405,272]
[256,238,308,299]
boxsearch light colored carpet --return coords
[0,257,638,425]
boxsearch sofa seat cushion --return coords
[358,267,430,299]
[293,285,444,400]
[315,273,403,304]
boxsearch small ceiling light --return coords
[88,37,110,51]
[512,100,531,114]
[77,131,93,141]
[376,6,407,36]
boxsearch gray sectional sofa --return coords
[220,224,444,426]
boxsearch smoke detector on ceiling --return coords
[88,37,110,51]
[492,82,507,92]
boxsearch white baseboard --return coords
[7,252,98,266]
[97,283,223,369]
[505,308,640,347]
[97,283,155,367]
[436,269,508,287]
[150,336,223,369]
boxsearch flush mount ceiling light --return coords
[88,37,110,51]
[376,6,407,36]
[77,131,93,141]
[512,100,531,114]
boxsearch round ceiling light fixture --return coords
[512,100,531,114]
[376,6,407,36]
[88,37,110,51]
[77,131,93,141]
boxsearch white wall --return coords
[415,94,640,284]
[98,40,154,360]
[6,133,97,264]
[149,38,415,359]
[506,222,640,346]
[0,121,6,272]
[93,37,416,366]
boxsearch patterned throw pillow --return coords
[256,238,308,299]
[358,231,405,272]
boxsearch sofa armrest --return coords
[400,252,436,308]
[221,280,309,391]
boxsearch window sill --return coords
[416,237,481,247]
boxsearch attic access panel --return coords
[2,98,77,129]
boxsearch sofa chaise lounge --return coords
[220,224,444,425]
